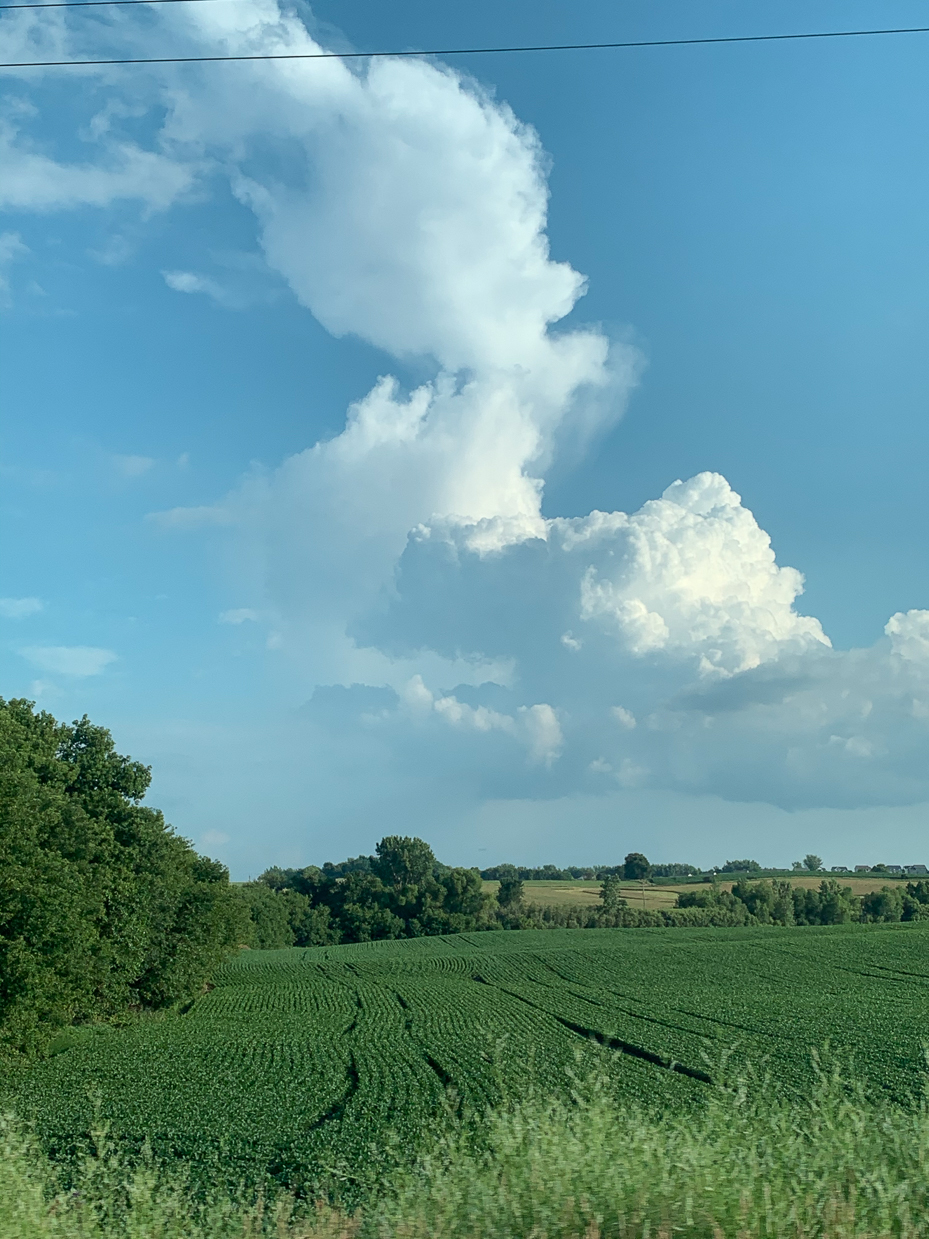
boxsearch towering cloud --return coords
[5,1,929,828]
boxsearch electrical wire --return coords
[2,0,230,8]
[2,24,929,69]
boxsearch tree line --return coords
[248,845,929,948]
[478,860,701,880]
[677,876,929,925]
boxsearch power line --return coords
[2,25,929,69]
[1,0,229,8]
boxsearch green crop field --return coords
[5,923,929,1194]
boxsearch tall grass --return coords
[5,1060,929,1238]
[379,1058,929,1238]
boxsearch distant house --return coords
[905,864,928,877]
[831,866,849,873]
[854,866,870,873]
[886,865,904,875]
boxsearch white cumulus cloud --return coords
[886,610,929,663]
[404,676,562,766]
[0,231,29,304]
[20,645,117,676]
[220,608,259,624]
[0,118,195,213]
[571,472,829,675]
[0,596,43,619]
[113,454,155,478]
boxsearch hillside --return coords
[6,922,929,1195]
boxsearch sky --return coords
[2,0,929,876]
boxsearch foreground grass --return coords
[5,1061,929,1239]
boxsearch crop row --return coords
[5,923,929,1192]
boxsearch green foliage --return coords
[259,839,494,944]
[804,853,824,872]
[648,862,700,877]
[598,874,625,911]
[859,883,929,924]
[496,878,523,908]
[371,836,437,889]
[622,852,650,881]
[0,699,243,1058]
[719,858,761,873]
[673,875,929,928]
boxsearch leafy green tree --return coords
[792,879,858,925]
[441,867,490,918]
[0,699,242,1057]
[804,854,824,873]
[286,894,338,946]
[235,883,295,949]
[905,880,929,906]
[497,877,524,908]
[861,887,904,923]
[623,853,651,881]
[599,874,625,912]
[721,859,761,873]
[730,879,795,925]
[372,836,436,889]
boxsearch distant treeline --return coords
[248,844,708,948]
[479,862,700,880]
[252,848,929,948]
[677,877,929,926]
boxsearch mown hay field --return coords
[5,923,929,1194]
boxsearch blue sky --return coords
[2,0,929,875]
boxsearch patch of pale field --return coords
[767,875,915,895]
[482,880,680,911]
[482,875,916,911]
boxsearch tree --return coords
[861,887,904,923]
[0,699,243,1057]
[235,883,296,949]
[497,877,524,908]
[791,860,805,871]
[623,853,651,881]
[599,874,625,911]
[803,854,824,872]
[441,867,490,918]
[720,859,761,874]
[730,879,795,926]
[371,836,436,889]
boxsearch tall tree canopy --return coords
[0,699,245,1058]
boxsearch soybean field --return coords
[6,923,929,1191]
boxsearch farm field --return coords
[6,923,929,1193]
[483,875,919,911]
